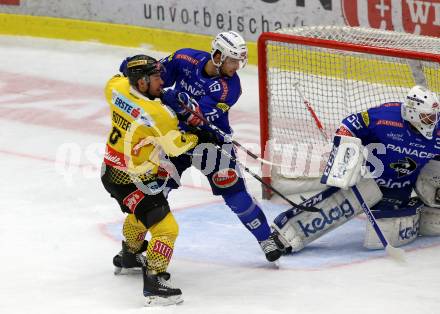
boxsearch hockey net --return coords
[258,26,440,199]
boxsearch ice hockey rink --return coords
[1,35,440,314]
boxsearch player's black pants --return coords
[101,165,170,229]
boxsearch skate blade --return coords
[144,295,183,307]
[113,266,143,275]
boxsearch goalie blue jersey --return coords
[338,102,440,204]
[160,48,242,135]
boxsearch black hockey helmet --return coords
[126,55,163,86]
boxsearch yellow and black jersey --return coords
[103,75,198,176]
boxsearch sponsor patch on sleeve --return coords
[361,111,370,126]
[216,102,230,112]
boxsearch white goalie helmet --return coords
[211,31,248,68]
[402,85,440,139]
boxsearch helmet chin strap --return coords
[211,58,222,68]
[210,51,227,76]
[137,76,155,100]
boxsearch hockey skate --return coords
[113,240,148,275]
[143,268,183,306]
[259,232,286,262]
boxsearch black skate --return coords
[259,233,285,262]
[143,268,183,306]
[113,240,148,275]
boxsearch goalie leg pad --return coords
[363,198,423,249]
[272,178,382,252]
[420,206,440,236]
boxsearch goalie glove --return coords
[415,156,440,208]
[321,135,365,189]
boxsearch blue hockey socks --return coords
[222,191,271,242]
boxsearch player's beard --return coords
[219,66,234,78]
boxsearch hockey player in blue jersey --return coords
[119,31,283,262]
[272,85,440,252]
[333,85,440,248]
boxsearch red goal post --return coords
[258,26,440,199]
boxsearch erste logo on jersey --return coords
[342,0,440,36]
[111,90,154,126]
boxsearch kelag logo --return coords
[342,0,440,36]
[296,199,355,238]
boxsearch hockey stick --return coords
[208,142,320,212]
[177,98,285,169]
[294,83,405,260]
[273,186,340,229]
[175,97,320,212]
[292,82,330,142]
[351,186,405,260]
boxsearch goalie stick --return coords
[293,82,405,261]
[351,186,405,261]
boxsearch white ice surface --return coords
[0,36,439,314]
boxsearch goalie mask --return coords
[211,31,248,69]
[402,85,440,139]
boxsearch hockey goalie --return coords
[273,85,440,253]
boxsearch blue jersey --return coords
[160,48,242,135]
[338,102,440,204]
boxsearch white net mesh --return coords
[260,26,440,196]
[275,26,440,54]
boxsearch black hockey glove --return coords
[187,126,223,146]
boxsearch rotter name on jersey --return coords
[386,143,437,158]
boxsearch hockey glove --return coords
[161,90,204,127]
[176,92,204,127]
[187,126,223,145]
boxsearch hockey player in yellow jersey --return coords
[101,55,198,306]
